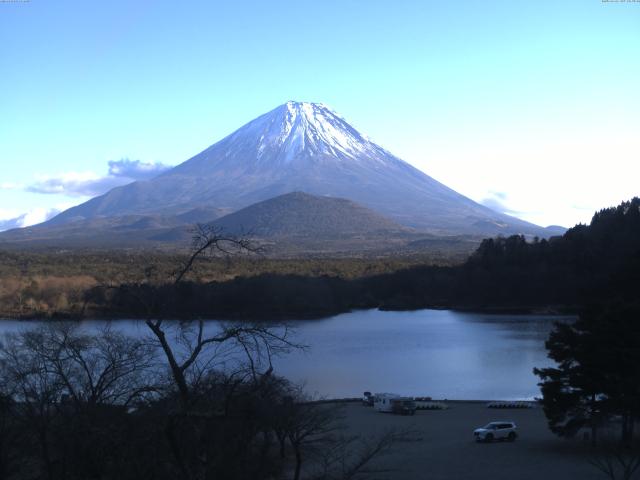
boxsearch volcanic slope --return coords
[43,101,552,237]
[210,191,410,238]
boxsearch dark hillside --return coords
[211,192,410,238]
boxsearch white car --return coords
[474,421,518,442]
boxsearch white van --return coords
[373,393,416,415]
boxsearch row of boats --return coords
[362,392,448,415]
[362,392,534,415]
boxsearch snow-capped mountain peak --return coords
[44,101,549,238]
[219,101,386,165]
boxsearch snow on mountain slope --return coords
[165,101,398,175]
[241,101,384,162]
[44,101,548,237]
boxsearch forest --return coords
[0,253,442,319]
[0,198,639,320]
[75,198,640,319]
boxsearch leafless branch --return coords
[173,223,262,285]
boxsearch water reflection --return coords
[0,309,573,400]
[271,309,573,400]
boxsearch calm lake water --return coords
[0,309,571,400]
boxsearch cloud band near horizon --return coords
[0,159,172,231]
[26,159,170,197]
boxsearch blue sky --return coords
[1,0,639,229]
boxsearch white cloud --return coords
[21,207,59,227]
[27,171,112,197]
[0,216,26,232]
[25,158,171,197]
[108,158,170,179]
[0,201,82,231]
[0,159,168,232]
[480,191,522,216]
[0,182,23,190]
[0,208,21,221]
[475,187,601,228]
[0,207,60,231]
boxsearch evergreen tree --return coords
[535,303,640,445]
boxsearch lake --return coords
[0,309,570,400]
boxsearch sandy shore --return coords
[339,401,603,480]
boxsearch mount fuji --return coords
[9,101,557,247]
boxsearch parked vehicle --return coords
[474,421,518,442]
[392,398,417,415]
[374,393,416,415]
[362,391,374,406]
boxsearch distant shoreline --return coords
[0,304,579,322]
[0,305,580,322]
[305,398,539,405]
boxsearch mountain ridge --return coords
[13,101,559,244]
[0,192,482,257]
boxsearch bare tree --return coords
[137,224,299,410]
[0,323,159,480]
[590,443,640,480]
[98,224,303,480]
[313,428,418,480]
[0,334,60,480]
[0,393,19,480]
[284,400,345,480]
[14,323,157,408]
[30,225,405,480]
[277,393,419,480]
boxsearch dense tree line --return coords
[2,198,638,320]
[0,251,456,319]
[461,197,640,307]
[81,198,640,318]
[369,197,638,311]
